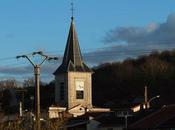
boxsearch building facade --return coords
[54,17,93,109]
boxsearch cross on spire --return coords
[71,1,74,20]
[53,4,93,74]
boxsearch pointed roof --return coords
[54,18,92,74]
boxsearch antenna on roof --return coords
[71,0,74,20]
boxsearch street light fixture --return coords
[146,95,160,109]
[148,95,160,103]
[16,51,58,130]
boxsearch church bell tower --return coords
[54,17,93,109]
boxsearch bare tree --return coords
[141,57,171,78]
[23,77,35,87]
[0,79,17,89]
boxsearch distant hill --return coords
[92,50,175,108]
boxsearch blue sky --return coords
[0,0,175,82]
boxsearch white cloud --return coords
[1,14,175,80]
[84,13,175,64]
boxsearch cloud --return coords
[0,66,32,75]
[83,13,175,64]
[1,14,175,80]
[0,63,60,75]
[104,13,175,45]
[0,61,60,82]
[83,45,154,65]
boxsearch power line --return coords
[0,50,169,65]
[0,46,175,68]
[0,45,175,59]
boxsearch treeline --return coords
[2,50,175,111]
[0,79,55,114]
[92,50,175,108]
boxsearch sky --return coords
[0,0,175,83]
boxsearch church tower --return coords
[54,17,93,109]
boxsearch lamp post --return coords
[16,89,27,117]
[16,51,58,130]
[147,95,160,108]
[144,86,148,109]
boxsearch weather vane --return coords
[71,0,74,19]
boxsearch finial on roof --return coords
[71,1,74,20]
[53,1,93,74]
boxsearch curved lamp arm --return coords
[148,95,160,103]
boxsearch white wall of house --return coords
[48,106,66,119]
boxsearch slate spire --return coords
[54,18,92,74]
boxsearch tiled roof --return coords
[54,18,92,74]
[129,104,175,129]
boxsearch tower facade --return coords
[54,18,93,109]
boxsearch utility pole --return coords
[144,86,148,109]
[125,115,128,129]
[144,86,160,109]
[17,51,58,130]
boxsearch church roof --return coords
[54,18,93,74]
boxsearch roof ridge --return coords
[129,105,175,129]
[158,105,175,126]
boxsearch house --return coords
[63,111,134,130]
[129,104,175,130]
[64,113,100,130]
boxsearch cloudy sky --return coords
[0,0,175,82]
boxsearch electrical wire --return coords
[0,46,175,68]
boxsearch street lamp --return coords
[146,95,160,109]
[16,51,58,130]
